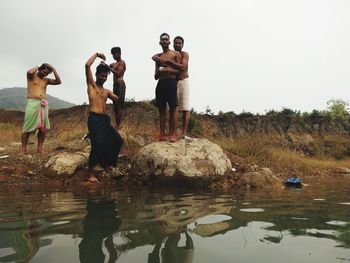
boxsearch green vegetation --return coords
[0,87,75,111]
[327,99,349,121]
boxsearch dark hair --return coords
[96,63,110,75]
[174,36,184,44]
[160,32,170,39]
[38,63,52,73]
[111,47,121,54]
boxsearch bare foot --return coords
[176,133,185,139]
[157,135,168,141]
[168,136,178,143]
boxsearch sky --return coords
[1,0,349,114]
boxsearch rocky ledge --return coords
[42,138,282,190]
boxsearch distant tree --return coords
[326,99,349,120]
[237,110,254,119]
[205,106,214,115]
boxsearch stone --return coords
[236,167,282,189]
[135,138,232,179]
[128,135,146,146]
[331,167,350,174]
[45,152,89,176]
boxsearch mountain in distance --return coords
[0,87,75,111]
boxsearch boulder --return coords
[331,167,350,174]
[134,138,232,179]
[236,168,282,189]
[45,151,89,176]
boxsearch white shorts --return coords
[177,78,190,111]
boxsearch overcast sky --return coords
[1,0,349,114]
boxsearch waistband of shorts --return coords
[89,111,108,117]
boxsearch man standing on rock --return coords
[21,63,61,154]
[109,47,126,129]
[152,33,181,142]
[154,36,190,139]
[85,52,124,183]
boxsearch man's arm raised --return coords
[47,64,62,85]
[85,52,106,85]
[108,61,125,78]
[27,66,39,79]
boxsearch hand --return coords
[160,58,169,64]
[96,52,106,61]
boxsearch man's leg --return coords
[168,106,178,142]
[182,110,190,137]
[113,81,125,129]
[88,154,100,183]
[37,130,46,153]
[158,105,167,141]
[113,104,121,129]
[21,132,30,153]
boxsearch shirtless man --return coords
[109,47,126,129]
[154,36,190,138]
[21,63,61,153]
[152,33,181,142]
[85,52,124,182]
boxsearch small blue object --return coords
[285,177,302,187]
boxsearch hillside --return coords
[0,87,75,111]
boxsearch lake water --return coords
[0,179,349,263]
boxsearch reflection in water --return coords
[79,197,121,263]
[0,220,51,262]
[161,231,194,263]
[0,180,350,263]
[148,230,194,263]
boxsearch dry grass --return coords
[216,134,350,176]
[0,123,22,144]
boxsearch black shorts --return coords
[155,78,177,108]
[113,81,126,109]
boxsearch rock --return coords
[194,221,231,237]
[134,138,232,180]
[21,154,34,163]
[45,152,89,176]
[331,167,350,174]
[236,167,282,189]
[128,135,146,146]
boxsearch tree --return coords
[326,99,349,120]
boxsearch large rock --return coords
[236,168,282,189]
[330,167,350,174]
[134,138,232,179]
[45,151,89,176]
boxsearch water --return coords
[0,179,349,263]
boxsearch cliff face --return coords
[1,102,349,159]
[193,113,350,159]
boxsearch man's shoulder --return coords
[182,51,189,57]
